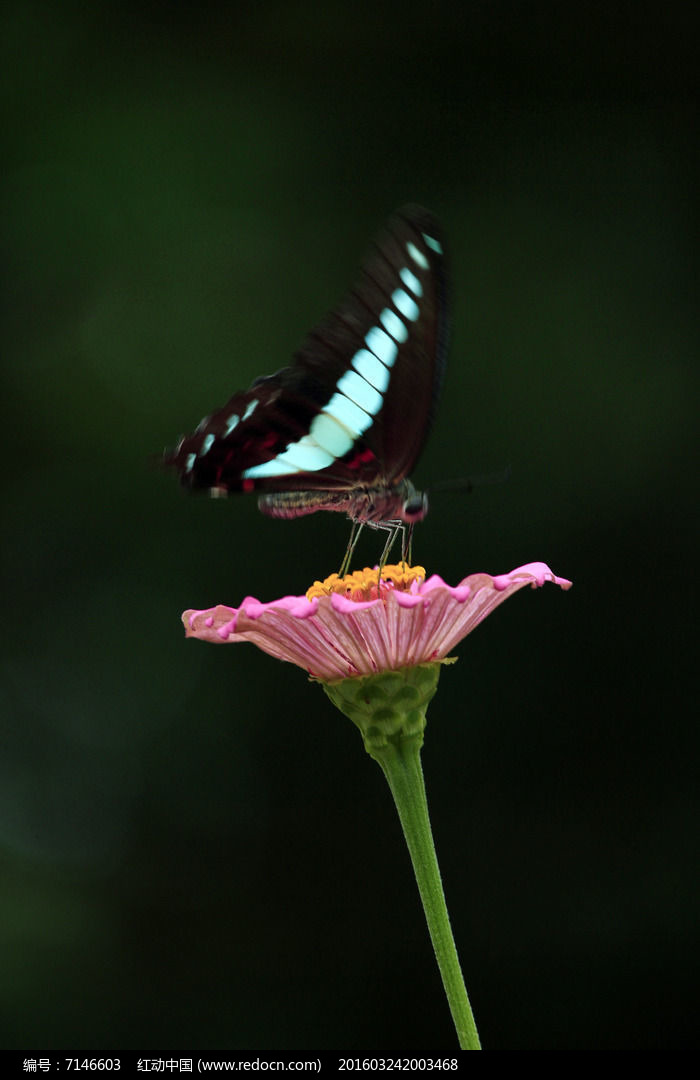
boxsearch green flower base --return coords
[322,661,450,757]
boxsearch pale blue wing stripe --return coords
[423,233,442,254]
[392,288,420,323]
[399,266,423,297]
[406,241,429,270]
[310,410,357,456]
[364,326,398,367]
[322,392,373,437]
[352,348,391,392]
[380,307,408,343]
[243,458,300,479]
[336,370,383,417]
[274,435,334,472]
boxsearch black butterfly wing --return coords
[164,205,448,495]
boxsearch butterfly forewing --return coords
[164,205,448,501]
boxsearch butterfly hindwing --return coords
[164,205,448,497]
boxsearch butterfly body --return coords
[257,478,427,524]
[164,205,448,539]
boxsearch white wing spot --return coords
[310,411,356,457]
[406,241,429,270]
[392,288,420,323]
[272,435,334,472]
[353,348,390,392]
[323,392,372,437]
[380,307,408,343]
[399,266,423,297]
[243,458,300,479]
[336,370,383,417]
[364,326,398,367]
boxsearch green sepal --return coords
[321,661,451,757]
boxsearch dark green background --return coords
[2,0,697,1053]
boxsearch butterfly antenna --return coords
[428,465,512,496]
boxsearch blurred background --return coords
[2,0,697,1053]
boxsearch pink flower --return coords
[182,562,572,682]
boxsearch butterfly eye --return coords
[402,492,429,522]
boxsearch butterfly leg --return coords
[377,521,404,571]
[339,520,364,577]
[401,521,415,568]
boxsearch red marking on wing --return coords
[347,447,377,471]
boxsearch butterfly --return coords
[163,204,449,572]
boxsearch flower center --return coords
[306,563,426,602]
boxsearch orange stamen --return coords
[306,563,426,602]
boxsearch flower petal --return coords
[182,563,571,680]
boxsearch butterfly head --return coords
[401,488,429,523]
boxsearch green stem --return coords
[322,664,481,1049]
[371,733,481,1050]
